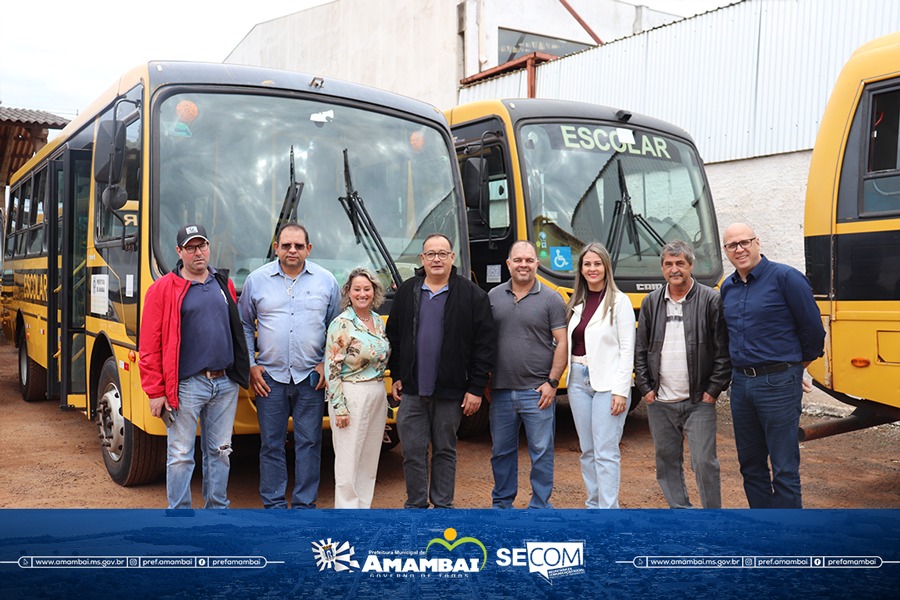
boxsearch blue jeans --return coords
[730,364,803,508]
[167,373,239,509]
[256,371,324,508]
[566,363,628,508]
[646,399,721,508]
[396,393,463,508]
[490,388,555,508]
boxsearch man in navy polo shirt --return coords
[720,223,825,508]
[139,223,250,509]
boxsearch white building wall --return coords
[226,0,462,109]
[708,151,811,272]
[225,0,679,111]
[479,0,676,58]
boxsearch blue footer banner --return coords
[1,509,898,598]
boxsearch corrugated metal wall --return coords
[458,0,900,163]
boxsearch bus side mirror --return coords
[462,157,488,211]
[94,120,126,185]
[101,186,128,211]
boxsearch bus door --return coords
[47,148,91,409]
[453,119,515,292]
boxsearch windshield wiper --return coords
[571,152,616,233]
[338,148,403,289]
[268,145,305,262]
[606,159,667,269]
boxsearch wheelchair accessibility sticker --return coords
[549,247,572,271]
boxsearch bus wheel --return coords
[18,333,47,402]
[382,422,400,452]
[95,357,165,486]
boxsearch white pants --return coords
[567,363,628,508]
[329,380,387,508]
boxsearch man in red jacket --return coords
[139,224,250,509]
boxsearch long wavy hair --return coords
[566,241,620,324]
[340,267,386,311]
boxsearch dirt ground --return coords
[0,339,897,509]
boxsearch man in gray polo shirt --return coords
[488,240,567,508]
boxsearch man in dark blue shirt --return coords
[720,223,825,508]
[386,234,496,508]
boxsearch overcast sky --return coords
[0,0,732,119]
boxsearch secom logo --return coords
[496,541,585,583]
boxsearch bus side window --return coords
[27,168,47,256]
[16,179,33,258]
[863,87,900,216]
[835,82,900,301]
[5,188,19,259]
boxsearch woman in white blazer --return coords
[566,242,636,508]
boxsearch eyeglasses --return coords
[180,241,209,254]
[279,242,307,251]
[723,237,756,253]
[422,250,452,261]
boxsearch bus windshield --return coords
[519,121,720,282]
[154,92,461,292]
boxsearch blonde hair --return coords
[566,241,620,324]
[340,268,386,310]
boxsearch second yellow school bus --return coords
[446,99,723,308]
[804,33,900,425]
[445,99,722,427]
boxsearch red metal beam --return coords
[558,0,603,45]
[460,51,557,94]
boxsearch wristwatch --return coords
[546,378,559,388]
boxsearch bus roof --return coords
[143,61,447,123]
[12,61,449,184]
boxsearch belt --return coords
[571,355,589,365]
[737,362,797,377]
[203,369,226,379]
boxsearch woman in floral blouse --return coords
[325,268,391,508]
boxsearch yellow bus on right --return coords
[804,32,900,432]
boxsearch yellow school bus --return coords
[804,33,900,432]
[446,99,722,428]
[446,99,722,308]
[1,61,468,485]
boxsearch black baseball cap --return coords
[176,224,209,247]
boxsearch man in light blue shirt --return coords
[238,223,340,508]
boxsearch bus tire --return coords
[382,422,400,452]
[18,332,47,403]
[96,357,166,486]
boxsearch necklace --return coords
[354,310,373,323]
[284,276,298,296]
